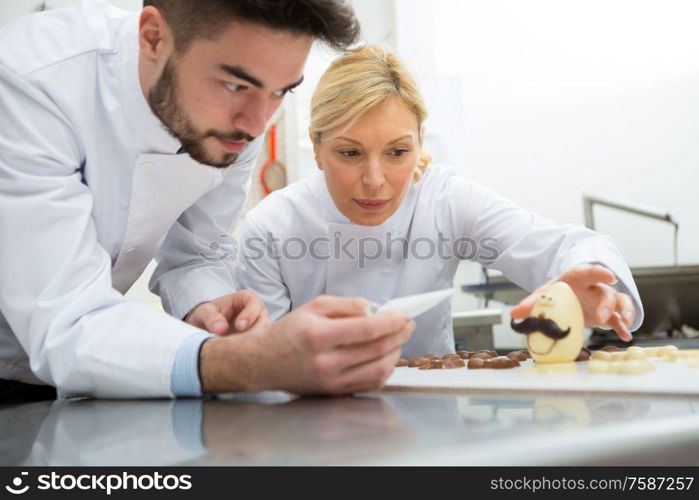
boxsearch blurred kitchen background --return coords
[3,0,698,349]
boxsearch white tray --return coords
[385,359,699,397]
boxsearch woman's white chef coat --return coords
[239,165,644,359]
[0,0,260,397]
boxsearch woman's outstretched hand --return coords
[510,264,635,341]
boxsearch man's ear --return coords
[309,129,323,171]
[138,6,172,62]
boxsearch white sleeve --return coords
[149,138,262,320]
[0,63,203,398]
[447,176,644,331]
[237,214,291,322]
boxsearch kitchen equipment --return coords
[259,124,287,195]
[583,195,679,265]
[463,195,697,340]
[462,266,699,340]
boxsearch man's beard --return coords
[147,60,255,168]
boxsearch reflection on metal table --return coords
[1,390,697,466]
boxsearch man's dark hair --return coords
[143,0,360,52]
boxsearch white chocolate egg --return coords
[523,282,584,364]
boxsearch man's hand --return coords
[510,264,636,341]
[185,290,270,335]
[199,295,415,395]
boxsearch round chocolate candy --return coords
[418,360,444,370]
[442,354,462,363]
[575,348,591,362]
[470,352,495,360]
[467,358,486,369]
[474,349,497,357]
[443,358,466,369]
[507,350,528,362]
[456,351,472,359]
[601,345,622,352]
[408,356,432,368]
[486,357,520,369]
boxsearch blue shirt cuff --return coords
[171,332,215,397]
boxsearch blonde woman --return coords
[239,45,642,358]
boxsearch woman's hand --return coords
[510,264,635,341]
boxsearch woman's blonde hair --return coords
[310,45,431,181]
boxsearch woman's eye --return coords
[339,150,360,158]
[390,149,409,157]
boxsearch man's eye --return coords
[273,88,295,98]
[225,82,247,93]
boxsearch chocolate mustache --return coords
[510,314,571,340]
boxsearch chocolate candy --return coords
[516,282,584,364]
[441,354,462,363]
[456,351,472,359]
[468,356,520,369]
[507,350,528,362]
[424,354,440,360]
[396,357,409,367]
[588,357,654,375]
[601,345,622,352]
[467,357,486,369]
[474,350,497,357]
[408,356,432,368]
[575,347,591,362]
[470,351,496,360]
[418,360,444,370]
[591,350,612,361]
[443,357,466,369]
[486,356,520,369]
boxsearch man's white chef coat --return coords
[0,0,261,397]
[239,165,644,358]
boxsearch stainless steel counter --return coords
[2,391,698,466]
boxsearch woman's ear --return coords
[419,125,425,147]
[309,129,323,171]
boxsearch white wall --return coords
[397,0,699,267]
[0,0,140,25]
